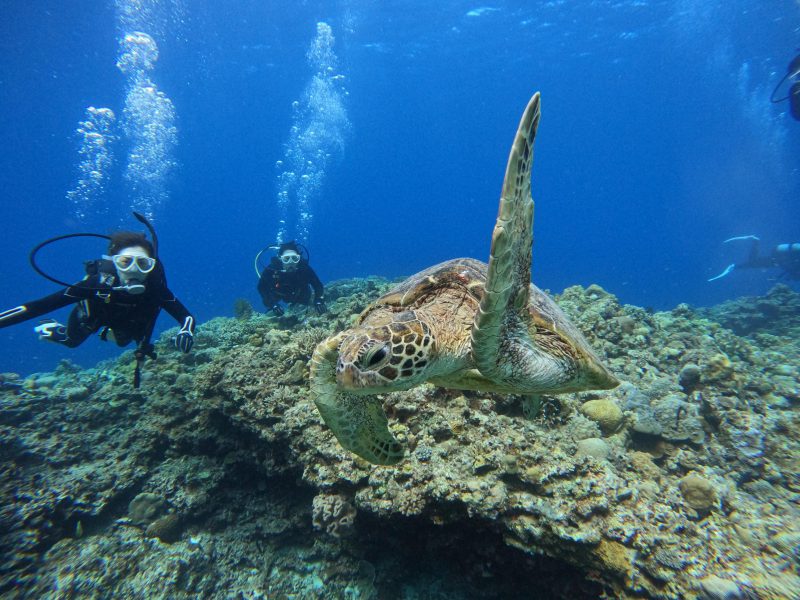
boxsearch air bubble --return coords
[65,106,116,220]
[117,29,177,218]
[274,22,350,245]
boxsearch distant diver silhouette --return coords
[709,235,800,282]
[255,241,326,316]
[771,51,800,121]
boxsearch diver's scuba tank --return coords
[776,243,800,254]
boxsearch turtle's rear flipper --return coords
[310,336,405,465]
[472,92,540,381]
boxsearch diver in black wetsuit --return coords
[0,231,195,357]
[709,236,800,282]
[257,241,326,316]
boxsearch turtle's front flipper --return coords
[472,93,540,381]
[310,335,405,465]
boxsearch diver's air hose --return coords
[28,211,160,291]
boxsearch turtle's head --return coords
[336,315,433,393]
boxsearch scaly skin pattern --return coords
[310,331,405,465]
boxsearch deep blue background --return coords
[1,0,798,375]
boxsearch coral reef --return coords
[579,399,623,434]
[1,278,798,599]
[312,493,357,537]
[232,298,254,321]
[129,492,168,525]
[698,284,800,337]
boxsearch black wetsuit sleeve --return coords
[160,288,194,330]
[258,267,278,307]
[306,266,325,301]
[0,281,96,330]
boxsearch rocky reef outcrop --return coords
[1,279,798,599]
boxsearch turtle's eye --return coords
[362,343,389,369]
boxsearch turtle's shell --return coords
[360,257,594,367]
[367,258,486,312]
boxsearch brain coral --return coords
[312,493,356,538]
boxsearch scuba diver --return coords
[708,235,800,282]
[0,213,195,387]
[771,50,800,121]
[256,241,326,316]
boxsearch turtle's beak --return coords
[337,366,355,388]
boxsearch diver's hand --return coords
[270,304,284,316]
[314,300,326,315]
[175,331,193,353]
[175,316,194,353]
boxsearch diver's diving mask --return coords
[107,254,157,274]
[279,252,301,265]
[103,248,155,295]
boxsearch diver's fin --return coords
[708,263,735,282]
[723,235,760,244]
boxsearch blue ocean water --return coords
[0,0,798,375]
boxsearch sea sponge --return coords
[592,539,634,578]
[679,472,716,513]
[579,399,623,434]
[576,437,610,460]
[128,492,166,525]
[312,493,356,538]
[145,513,182,543]
[678,363,702,392]
[703,353,734,383]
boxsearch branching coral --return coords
[293,326,332,359]
[233,298,254,320]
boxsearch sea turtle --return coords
[310,92,619,465]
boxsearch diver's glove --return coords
[174,316,195,353]
[270,304,285,316]
[314,300,327,315]
[34,319,69,344]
